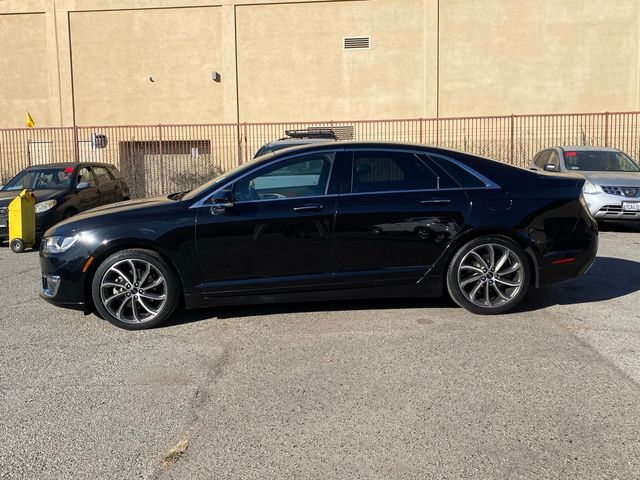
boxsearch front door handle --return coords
[293,204,324,213]
[421,199,451,205]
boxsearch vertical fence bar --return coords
[509,114,515,165]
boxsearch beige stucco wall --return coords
[236,0,433,122]
[438,0,640,117]
[0,12,54,127]
[70,6,224,125]
[0,0,638,128]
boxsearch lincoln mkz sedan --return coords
[39,142,598,329]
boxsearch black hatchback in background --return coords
[0,162,130,243]
[39,142,598,330]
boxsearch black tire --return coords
[91,248,180,330]
[10,238,24,253]
[446,235,530,315]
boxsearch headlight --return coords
[582,180,600,194]
[35,199,57,213]
[42,235,79,254]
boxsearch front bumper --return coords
[585,192,640,221]
[39,244,91,312]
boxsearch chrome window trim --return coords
[232,193,339,206]
[347,147,500,191]
[340,186,497,198]
[424,152,500,189]
[189,148,343,209]
[190,146,501,208]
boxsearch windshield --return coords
[2,167,75,191]
[563,151,640,172]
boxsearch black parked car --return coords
[0,162,130,244]
[39,142,597,329]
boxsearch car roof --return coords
[269,140,451,155]
[263,138,336,147]
[25,162,116,170]
[556,146,622,152]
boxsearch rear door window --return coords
[77,167,97,187]
[351,151,439,193]
[92,166,112,185]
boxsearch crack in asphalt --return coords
[149,348,229,479]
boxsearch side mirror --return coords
[76,181,90,191]
[543,164,558,172]
[209,189,234,215]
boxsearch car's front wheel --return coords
[91,249,180,329]
[446,236,530,315]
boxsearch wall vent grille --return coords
[344,36,370,49]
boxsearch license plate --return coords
[622,202,640,212]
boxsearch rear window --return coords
[108,167,123,179]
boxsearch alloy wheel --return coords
[456,243,523,308]
[99,258,167,324]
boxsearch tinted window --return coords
[92,166,112,184]
[548,150,560,168]
[534,150,552,168]
[77,167,97,187]
[428,155,486,188]
[108,167,123,179]
[352,151,438,193]
[234,152,335,201]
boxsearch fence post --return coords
[419,118,424,144]
[604,111,609,147]
[73,126,80,162]
[158,125,164,194]
[242,123,248,164]
[509,114,515,165]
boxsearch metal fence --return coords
[1,111,638,198]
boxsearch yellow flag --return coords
[26,111,35,128]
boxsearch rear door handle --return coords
[293,204,324,212]
[421,199,451,205]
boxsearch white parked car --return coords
[530,146,640,223]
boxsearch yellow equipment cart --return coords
[8,189,36,253]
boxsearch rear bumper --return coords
[536,211,598,287]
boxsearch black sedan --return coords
[39,143,598,329]
[0,162,130,244]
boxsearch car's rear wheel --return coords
[91,249,180,329]
[446,236,530,315]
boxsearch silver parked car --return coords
[530,146,640,222]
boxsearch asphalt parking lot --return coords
[1,226,640,479]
